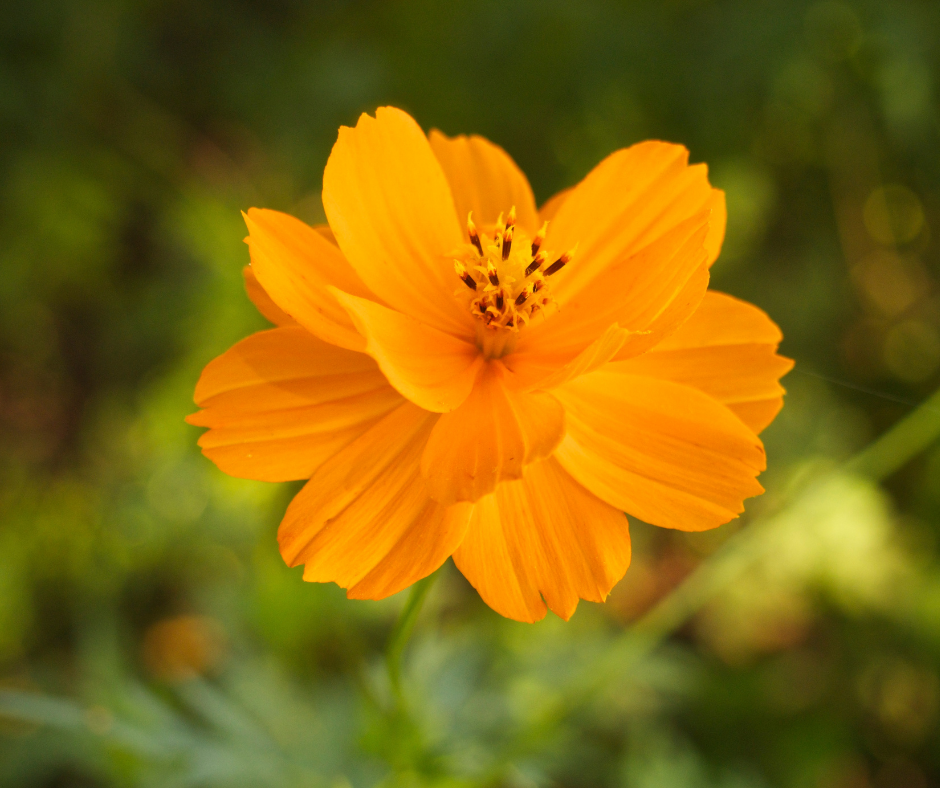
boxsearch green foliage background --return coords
[2,1,940,786]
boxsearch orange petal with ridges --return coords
[420,361,565,504]
[428,130,539,235]
[278,403,472,599]
[505,323,630,391]
[611,261,711,361]
[703,189,727,267]
[554,371,766,532]
[323,107,472,338]
[545,141,724,302]
[333,289,484,413]
[614,291,793,433]
[243,265,295,326]
[655,289,784,348]
[453,457,632,623]
[187,326,402,482]
[517,211,710,364]
[244,208,370,351]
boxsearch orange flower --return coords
[188,107,792,623]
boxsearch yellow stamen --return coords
[545,244,578,276]
[486,261,500,287]
[502,206,516,260]
[467,212,483,256]
[451,208,575,356]
[454,260,477,290]
[525,252,545,277]
[531,221,548,256]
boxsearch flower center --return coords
[452,207,576,358]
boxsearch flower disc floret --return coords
[452,208,576,358]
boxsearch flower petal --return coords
[243,265,295,326]
[545,141,724,301]
[244,208,370,351]
[554,370,766,532]
[333,289,484,413]
[515,210,710,366]
[313,223,338,245]
[452,458,632,622]
[428,129,539,234]
[613,291,794,433]
[323,107,472,337]
[729,398,785,433]
[420,361,565,504]
[278,403,472,600]
[187,327,402,482]
[504,323,630,391]
[703,188,727,267]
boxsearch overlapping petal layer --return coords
[243,265,295,326]
[429,130,540,234]
[453,458,632,622]
[504,323,631,391]
[244,208,370,351]
[554,371,766,532]
[333,290,484,412]
[323,107,472,338]
[420,361,565,504]
[187,327,402,481]
[513,211,711,374]
[614,291,794,433]
[545,141,726,306]
[278,403,472,600]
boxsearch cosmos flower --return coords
[188,107,792,623]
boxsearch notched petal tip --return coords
[453,458,632,622]
[555,371,767,533]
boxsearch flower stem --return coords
[845,384,940,480]
[385,569,439,706]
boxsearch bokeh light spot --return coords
[883,319,940,383]
[863,185,926,246]
[141,615,227,683]
[851,250,928,317]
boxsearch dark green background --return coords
[2,1,940,786]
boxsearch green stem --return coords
[845,385,940,480]
[385,569,439,706]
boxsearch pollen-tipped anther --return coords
[514,287,530,307]
[525,252,545,277]
[545,245,577,276]
[502,206,516,260]
[454,260,477,290]
[486,261,500,287]
[467,212,483,256]
[531,221,548,256]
